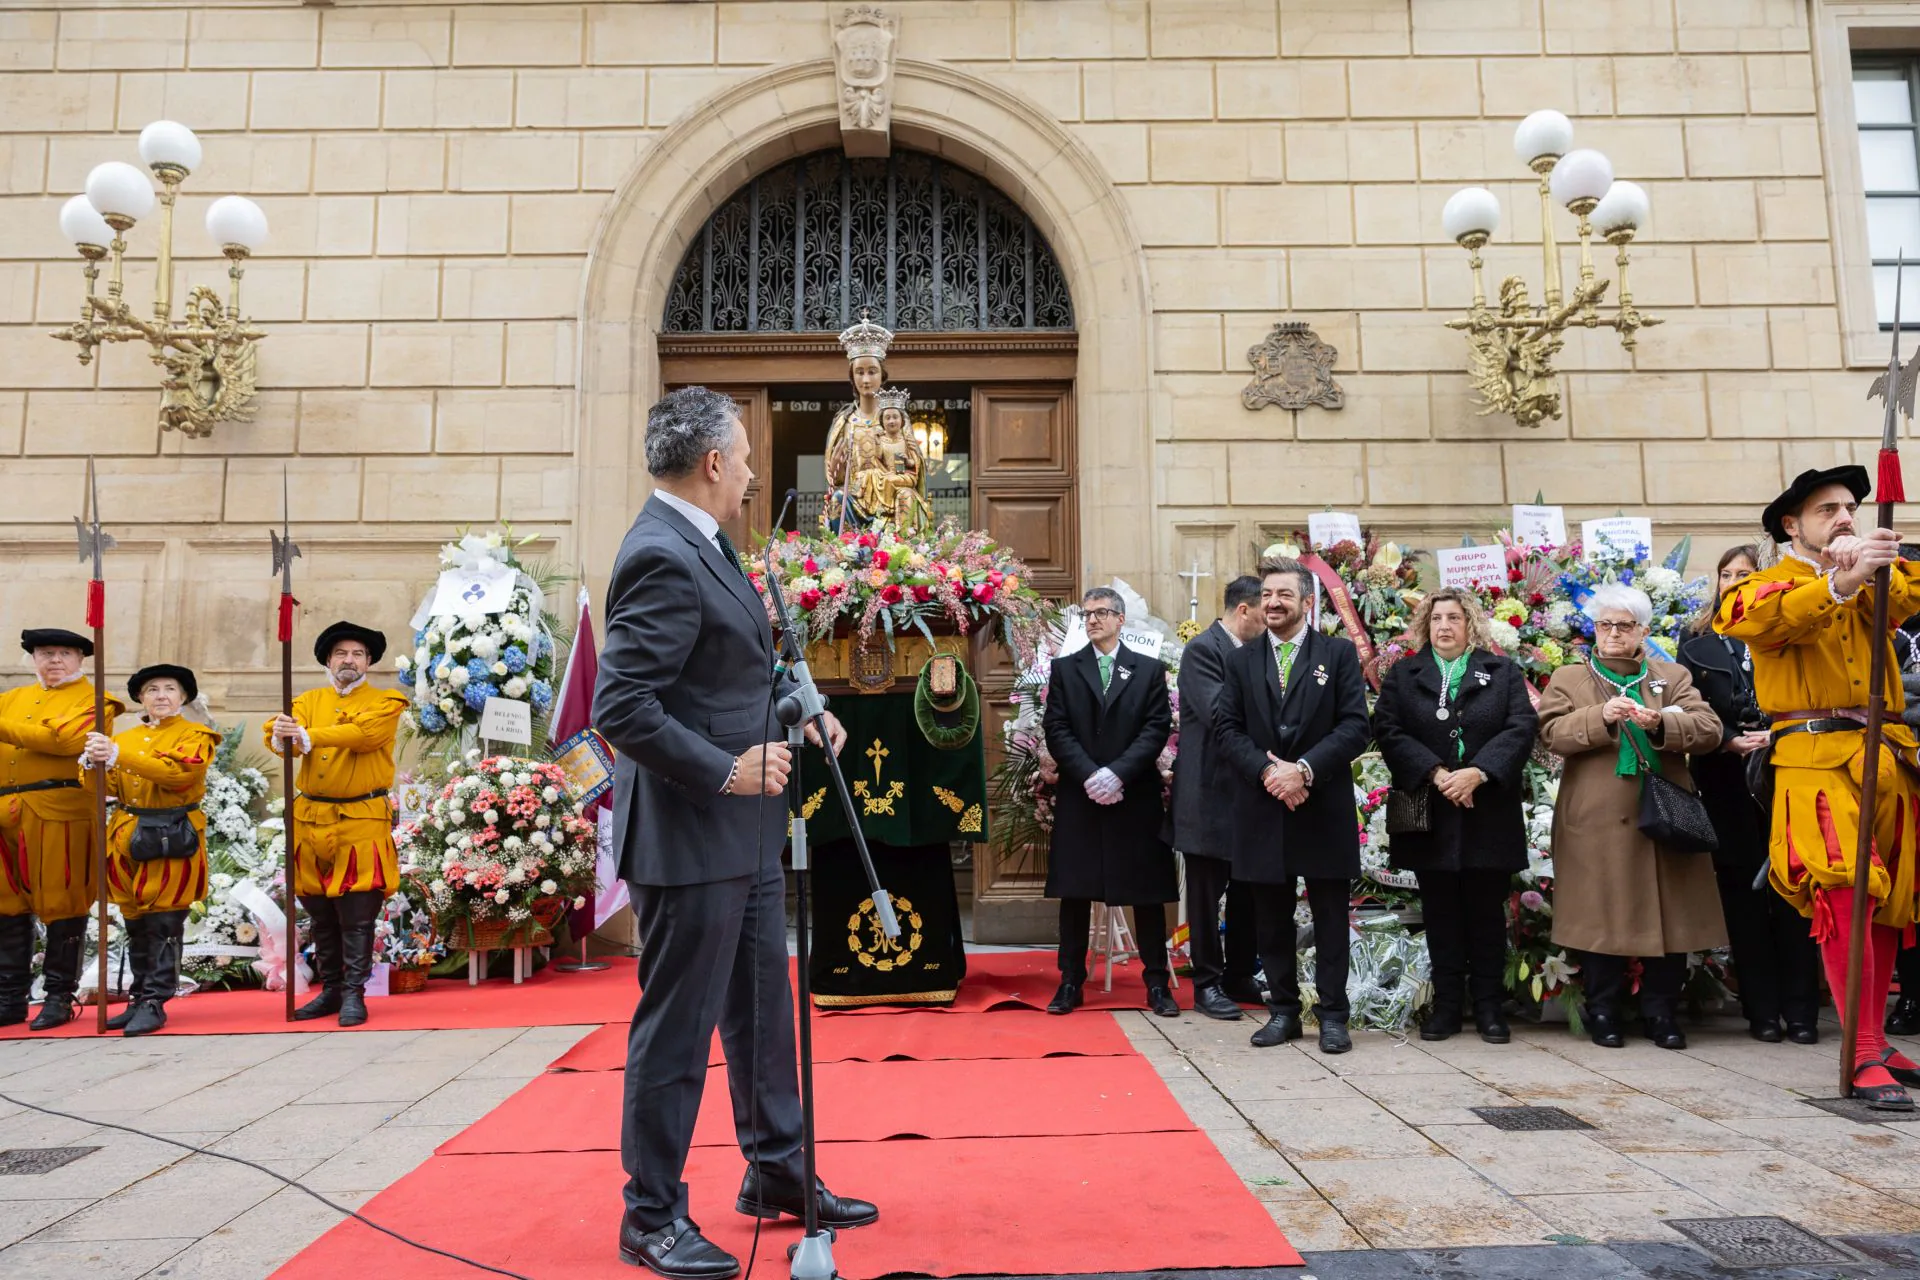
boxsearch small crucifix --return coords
[1178,558,1212,623]
[865,738,890,787]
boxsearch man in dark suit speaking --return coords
[594,386,876,1278]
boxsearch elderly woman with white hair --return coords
[1537,582,1728,1049]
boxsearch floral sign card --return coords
[1436,545,1505,590]
[1581,517,1653,561]
[1511,504,1567,547]
[1308,510,1363,550]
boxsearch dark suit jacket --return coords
[592,494,789,888]
[1676,631,1766,866]
[1168,620,1237,858]
[1042,642,1177,904]
[1371,649,1536,873]
[1213,626,1371,883]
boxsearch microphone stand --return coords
[763,506,898,1280]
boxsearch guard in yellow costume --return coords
[265,621,407,1028]
[82,664,219,1037]
[1718,465,1920,1110]
[0,628,125,1030]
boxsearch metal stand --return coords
[553,938,610,973]
[776,650,897,1280]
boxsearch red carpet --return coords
[443,1054,1193,1154]
[550,1004,1136,1071]
[275,1135,1295,1279]
[0,958,638,1039]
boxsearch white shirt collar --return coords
[38,671,85,691]
[1218,619,1247,648]
[654,487,721,549]
[1268,618,1308,648]
[331,672,367,696]
[1781,544,1824,572]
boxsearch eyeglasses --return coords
[1593,620,1642,634]
[1084,608,1122,621]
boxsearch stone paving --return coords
[0,1005,1916,1278]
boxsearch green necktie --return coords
[1097,651,1114,692]
[1274,639,1297,692]
[713,529,748,582]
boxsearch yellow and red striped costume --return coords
[264,683,408,898]
[98,717,221,918]
[0,679,124,921]
[1716,552,1920,933]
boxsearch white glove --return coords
[1085,767,1123,805]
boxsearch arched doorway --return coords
[575,59,1153,934]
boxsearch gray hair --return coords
[1584,582,1653,627]
[1082,587,1125,617]
[645,386,740,479]
[1257,556,1313,600]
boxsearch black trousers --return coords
[621,863,804,1231]
[1250,877,1350,1022]
[1900,937,1920,994]
[1182,853,1257,991]
[1418,868,1511,1014]
[1581,950,1686,1020]
[1714,863,1821,1027]
[1058,899,1170,988]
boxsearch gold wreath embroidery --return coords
[958,803,983,834]
[852,778,904,816]
[932,786,965,813]
[847,894,925,972]
[801,788,826,819]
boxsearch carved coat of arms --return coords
[1243,322,1344,412]
[834,6,897,156]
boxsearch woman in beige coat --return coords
[1538,583,1728,1051]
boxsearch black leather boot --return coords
[1888,993,1920,1038]
[30,916,86,1031]
[1420,1004,1463,1041]
[0,913,33,1026]
[124,911,186,1037]
[293,894,343,1020]
[1474,999,1511,1044]
[106,914,152,1031]
[335,890,382,1027]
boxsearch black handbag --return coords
[1624,734,1718,854]
[124,803,201,863]
[1385,785,1432,835]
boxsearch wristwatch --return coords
[1296,759,1314,787]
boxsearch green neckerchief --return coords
[1588,657,1652,778]
[1434,649,1470,759]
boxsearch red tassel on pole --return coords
[1879,447,1907,504]
[85,579,105,628]
[277,593,299,644]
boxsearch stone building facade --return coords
[0,0,1902,713]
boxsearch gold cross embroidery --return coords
[865,738,890,787]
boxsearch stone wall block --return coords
[1122,184,1219,246]
[447,132,582,193]
[298,389,435,453]
[716,3,834,64]
[3,73,121,133]
[23,391,161,455]
[377,194,512,256]
[516,68,649,128]
[1639,179,1757,244]
[586,2,715,66]
[188,8,318,69]
[166,391,297,457]
[1162,441,1230,506]
[1371,442,1505,504]
[1223,185,1351,247]
[1298,373,1430,441]
[436,388,575,453]
[383,69,516,129]
[443,262,584,322]
[0,12,57,71]
[1149,0,1277,59]
[1564,372,1707,439]
[1216,61,1348,120]
[508,194,607,255]
[648,67,758,126]
[1157,371,1289,440]
[94,458,227,523]
[971,64,1084,123]
[56,10,188,72]
[1291,248,1426,311]
[1412,0,1542,56]
[1227,441,1365,504]
[1683,119,1822,179]
[1613,54,1748,115]
[188,135,315,195]
[1357,311,1467,372]
[0,326,96,389]
[1070,123,1150,185]
[1765,307,1843,371]
[1573,119,1690,180]
[452,4,584,67]
[1084,62,1215,121]
[368,322,506,388]
[1632,310,1773,371]
[252,71,384,131]
[1349,58,1480,119]
[1279,0,1411,57]
[321,8,453,68]
[0,138,45,195]
[362,455,501,522]
[1150,124,1282,183]
[1694,242,1834,308]
[225,457,364,523]
[1756,179,1829,242]
[1146,249,1286,310]
[900,2,1015,61]
[1431,374,1570,441]
[1745,53,1815,115]
[0,459,86,522]
[1288,123,1415,183]
[1479,56,1616,118]
[1544,0,1674,54]
[0,391,20,453]
[264,323,371,389]
[505,321,578,386]
[1152,312,1225,372]
[1675,0,1809,54]
[501,459,578,522]
[1644,439,1782,504]
[1016,0,1149,60]
[1503,441,1644,503]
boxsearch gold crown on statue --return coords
[838,310,894,363]
[876,386,911,413]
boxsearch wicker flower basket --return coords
[389,965,431,995]
[453,896,567,951]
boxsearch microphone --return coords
[770,487,797,538]
[766,489,802,676]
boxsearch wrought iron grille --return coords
[664,150,1074,333]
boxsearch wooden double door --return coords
[660,334,1079,919]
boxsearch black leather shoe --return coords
[1222,977,1266,1006]
[1881,1049,1920,1089]
[1318,1020,1352,1055]
[1749,1020,1784,1043]
[1644,1016,1687,1050]
[1786,1022,1821,1045]
[337,988,368,1028]
[292,985,342,1021]
[1146,984,1179,1018]
[1045,981,1082,1015]
[618,1215,739,1278]
[1887,994,1920,1037]
[1420,1007,1462,1041]
[1250,1011,1302,1047]
[736,1167,878,1229]
[28,995,78,1032]
[1474,1002,1511,1045]
[1588,1013,1625,1048]
[1193,985,1244,1021]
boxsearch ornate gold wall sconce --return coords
[1442,110,1659,428]
[50,121,270,440]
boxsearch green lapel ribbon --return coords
[1434,649,1470,760]
[1589,658,1653,778]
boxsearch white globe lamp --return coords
[137,121,201,180]
[1549,149,1614,214]
[1514,110,1574,171]
[84,161,155,228]
[206,196,269,257]
[1442,187,1502,248]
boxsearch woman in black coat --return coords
[1373,587,1538,1044]
[1678,544,1822,1044]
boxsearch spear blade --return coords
[270,468,302,583]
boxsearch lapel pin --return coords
[1118,665,1131,680]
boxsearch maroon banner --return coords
[1299,553,1379,689]
[84,579,104,629]
[277,593,299,644]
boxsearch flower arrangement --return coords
[373,887,444,980]
[398,753,598,941]
[397,528,563,745]
[183,735,284,989]
[1260,533,1426,680]
[752,519,1051,666]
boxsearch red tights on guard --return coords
[1819,887,1918,1090]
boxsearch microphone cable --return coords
[0,1089,536,1280]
